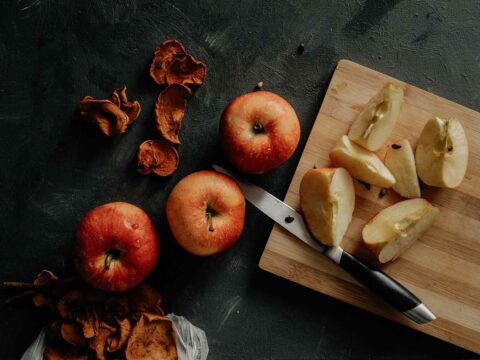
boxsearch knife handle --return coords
[325,247,435,324]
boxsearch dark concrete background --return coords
[1,0,479,358]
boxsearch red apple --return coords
[74,202,159,292]
[219,91,301,174]
[166,170,245,256]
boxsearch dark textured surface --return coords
[1,0,479,358]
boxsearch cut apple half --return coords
[300,167,355,247]
[384,139,421,198]
[415,116,469,188]
[362,198,439,263]
[330,135,396,188]
[348,84,404,151]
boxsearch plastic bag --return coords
[167,313,209,360]
[21,313,208,360]
[20,328,46,360]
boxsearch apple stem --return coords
[206,212,214,232]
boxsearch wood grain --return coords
[259,60,480,353]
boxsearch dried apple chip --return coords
[166,53,207,87]
[33,270,59,287]
[79,97,130,137]
[77,308,100,339]
[125,313,177,360]
[61,322,87,348]
[150,39,186,85]
[58,290,84,319]
[107,318,131,352]
[155,83,192,144]
[111,85,141,123]
[43,346,88,360]
[137,139,179,176]
[88,324,114,360]
[44,322,88,360]
[129,284,164,321]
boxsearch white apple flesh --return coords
[348,84,404,151]
[330,135,396,188]
[300,168,355,247]
[362,198,439,263]
[415,117,469,188]
[384,139,421,198]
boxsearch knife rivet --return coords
[285,216,295,223]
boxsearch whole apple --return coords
[74,202,159,292]
[166,170,245,256]
[219,91,301,174]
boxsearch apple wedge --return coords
[362,198,439,263]
[384,139,421,198]
[330,135,396,188]
[300,168,355,247]
[415,117,469,188]
[348,84,404,151]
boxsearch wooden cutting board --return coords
[259,60,480,353]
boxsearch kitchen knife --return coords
[212,164,436,324]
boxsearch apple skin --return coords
[219,91,301,174]
[74,202,159,292]
[166,170,246,256]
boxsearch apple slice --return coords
[384,139,421,198]
[415,117,469,188]
[348,84,404,151]
[362,198,439,263]
[330,135,396,188]
[300,168,355,247]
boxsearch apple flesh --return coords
[166,170,245,256]
[330,135,396,188]
[219,91,301,174]
[348,84,404,151]
[384,139,421,198]
[415,117,469,188]
[74,202,159,292]
[300,168,355,247]
[362,198,439,263]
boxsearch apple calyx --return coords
[104,248,122,270]
[252,122,266,134]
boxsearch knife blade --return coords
[213,164,436,324]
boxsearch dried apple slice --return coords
[150,40,186,85]
[110,86,141,123]
[137,139,179,176]
[384,140,421,198]
[125,313,177,360]
[348,84,404,151]
[330,135,396,188]
[61,322,87,348]
[300,168,355,247]
[166,53,207,87]
[79,97,130,137]
[362,198,439,263]
[415,117,469,188]
[155,83,192,144]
